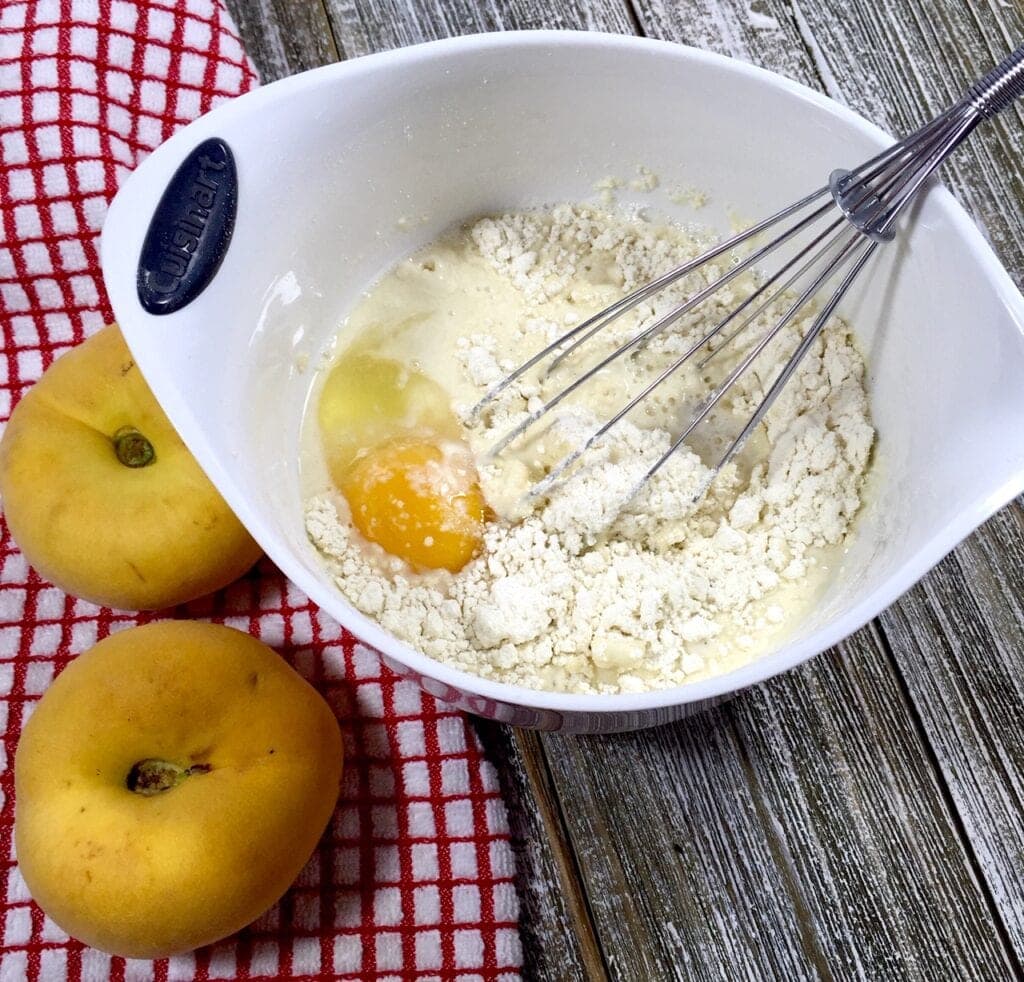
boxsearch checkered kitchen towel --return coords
[0,1,523,978]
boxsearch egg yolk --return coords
[340,439,486,572]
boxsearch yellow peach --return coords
[0,324,262,610]
[14,621,343,958]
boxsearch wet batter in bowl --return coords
[302,203,875,694]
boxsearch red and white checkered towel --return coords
[0,2,523,978]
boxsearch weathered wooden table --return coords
[224,1,1024,977]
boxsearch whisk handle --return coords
[830,43,1024,242]
[964,44,1024,119]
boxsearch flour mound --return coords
[306,204,874,694]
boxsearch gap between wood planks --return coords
[512,729,611,979]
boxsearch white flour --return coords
[304,204,874,694]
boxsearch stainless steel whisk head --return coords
[471,44,1024,502]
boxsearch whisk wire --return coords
[475,44,1024,505]
[683,238,880,496]
[544,194,834,375]
[636,227,870,491]
[468,184,832,419]
[483,196,837,458]
[526,215,858,500]
[696,215,850,370]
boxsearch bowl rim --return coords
[106,28,1024,717]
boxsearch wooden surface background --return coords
[222,1,1024,978]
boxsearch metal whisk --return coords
[472,45,1024,501]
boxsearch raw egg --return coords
[341,438,485,572]
[318,351,486,572]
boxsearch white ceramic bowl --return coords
[101,31,1024,732]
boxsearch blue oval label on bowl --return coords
[136,137,237,315]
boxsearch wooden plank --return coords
[543,705,823,981]
[544,629,1017,981]
[750,0,1024,964]
[223,0,339,81]
[313,4,639,977]
[729,626,1018,980]
[630,0,821,88]
[879,530,1024,957]
[593,0,1024,975]
[472,722,610,981]
[322,0,636,60]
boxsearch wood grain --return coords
[472,721,608,981]
[545,631,1018,981]
[631,0,820,87]
[879,536,1024,962]
[322,0,635,60]
[544,705,823,981]
[728,626,1016,980]
[223,0,339,81]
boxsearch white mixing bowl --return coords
[101,31,1024,732]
